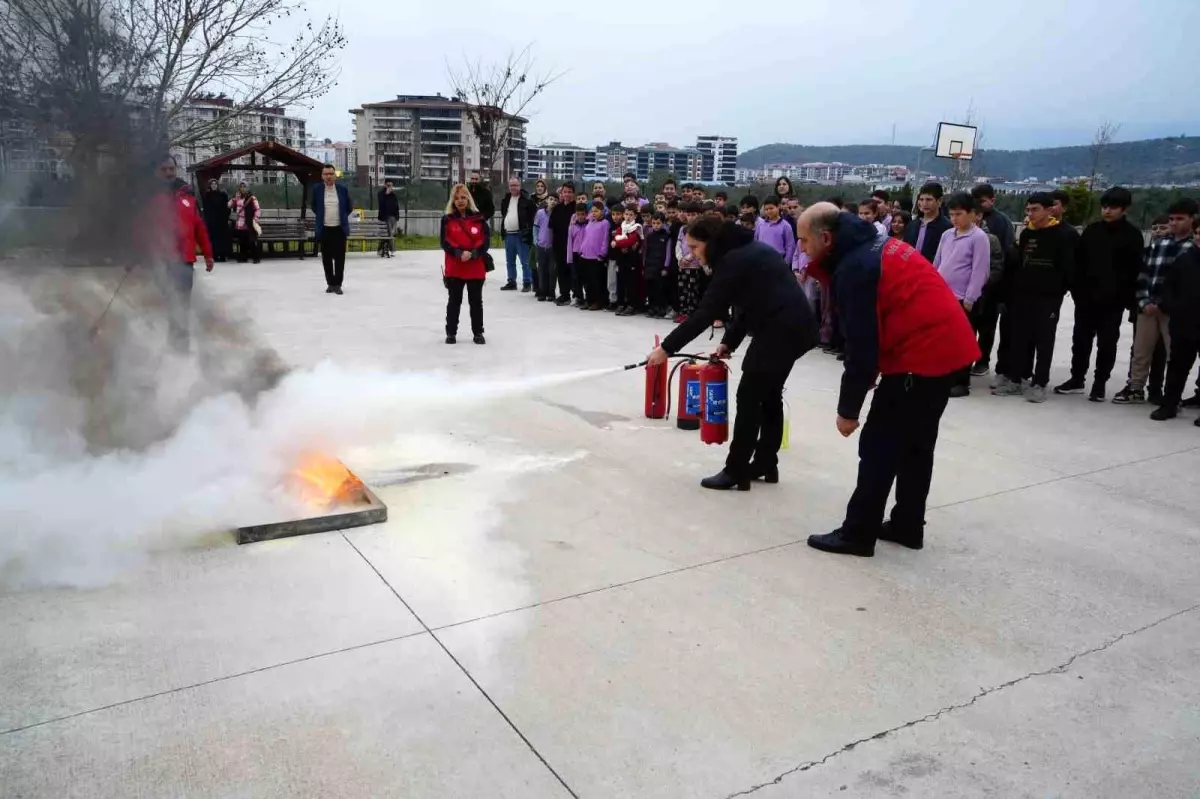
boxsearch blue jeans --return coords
[504,233,531,285]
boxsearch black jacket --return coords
[662,223,817,371]
[548,202,576,259]
[499,191,537,240]
[903,214,952,262]
[643,227,671,278]
[377,189,400,220]
[1013,222,1075,298]
[202,189,229,226]
[1073,218,1143,309]
[1162,248,1200,337]
[469,183,494,220]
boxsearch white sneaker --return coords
[991,374,1010,390]
[1024,384,1047,403]
[992,377,1024,396]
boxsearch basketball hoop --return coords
[935,122,977,161]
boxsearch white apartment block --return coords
[696,135,738,183]
[171,95,306,185]
[350,94,526,186]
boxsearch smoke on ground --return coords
[0,269,617,589]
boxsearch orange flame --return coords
[290,452,365,510]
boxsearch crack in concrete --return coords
[723,601,1200,798]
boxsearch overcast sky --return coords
[300,0,1198,153]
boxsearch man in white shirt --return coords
[312,164,350,294]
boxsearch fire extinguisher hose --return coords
[622,353,706,370]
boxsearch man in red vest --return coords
[798,202,980,557]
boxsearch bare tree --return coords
[1088,120,1121,190]
[0,0,344,170]
[446,46,563,183]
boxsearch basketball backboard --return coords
[934,122,977,160]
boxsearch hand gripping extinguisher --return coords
[644,335,669,419]
[698,356,730,445]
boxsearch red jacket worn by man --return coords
[805,210,979,558]
[150,180,215,268]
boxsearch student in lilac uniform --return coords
[754,195,796,265]
[533,196,556,301]
[933,192,992,397]
[578,202,611,310]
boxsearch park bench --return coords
[254,218,312,259]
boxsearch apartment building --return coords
[350,94,527,187]
[526,140,707,185]
[696,135,738,183]
[525,143,596,183]
[170,95,306,184]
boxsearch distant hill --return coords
[738,137,1200,185]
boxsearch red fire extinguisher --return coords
[698,357,730,445]
[645,335,669,419]
[676,360,702,430]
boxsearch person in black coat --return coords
[1152,246,1200,422]
[903,184,952,262]
[377,180,401,257]
[467,170,494,221]
[201,179,231,262]
[648,218,819,490]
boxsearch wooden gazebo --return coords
[189,140,325,218]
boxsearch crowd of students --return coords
[453,170,1200,427]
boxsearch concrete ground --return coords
[3,251,1200,798]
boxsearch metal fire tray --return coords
[235,482,388,545]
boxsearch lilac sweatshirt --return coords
[566,219,588,264]
[676,224,696,268]
[579,218,610,260]
[534,208,552,248]
[755,217,796,265]
[933,225,990,304]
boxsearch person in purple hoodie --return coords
[754,195,796,265]
[578,201,611,310]
[566,202,589,307]
[533,195,556,301]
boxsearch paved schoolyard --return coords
[3,251,1199,798]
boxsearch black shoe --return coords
[878,520,924,550]
[1088,384,1106,403]
[807,529,875,557]
[1111,386,1144,405]
[1194,417,1200,427]
[1150,404,1178,421]
[500,282,517,291]
[325,286,334,293]
[949,385,970,398]
[1148,388,1164,406]
[521,283,532,293]
[700,470,750,491]
[1181,394,1200,410]
[555,297,571,306]
[1053,378,1086,395]
[445,335,456,344]
[334,287,343,295]
[970,361,990,377]
[537,295,548,302]
[748,463,779,484]
[473,334,486,345]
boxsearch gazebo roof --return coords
[189,140,325,181]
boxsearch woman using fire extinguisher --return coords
[440,183,491,345]
[648,216,819,490]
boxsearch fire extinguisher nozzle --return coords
[624,360,648,370]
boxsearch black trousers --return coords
[953,301,978,387]
[536,245,555,299]
[645,275,667,310]
[578,258,606,305]
[1069,300,1124,386]
[616,254,639,307]
[553,246,571,300]
[1164,324,1199,407]
[321,228,347,287]
[975,285,1001,367]
[725,362,796,479]
[1005,293,1059,387]
[842,373,953,540]
[235,228,259,263]
[445,277,483,336]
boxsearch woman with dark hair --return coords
[229,182,260,264]
[648,217,818,490]
[890,210,913,239]
[532,179,550,208]
[775,176,794,203]
[202,179,231,262]
[440,183,490,345]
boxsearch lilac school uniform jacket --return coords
[754,217,796,265]
[676,224,696,268]
[566,218,588,263]
[579,218,610,261]
[534,208,552,249]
